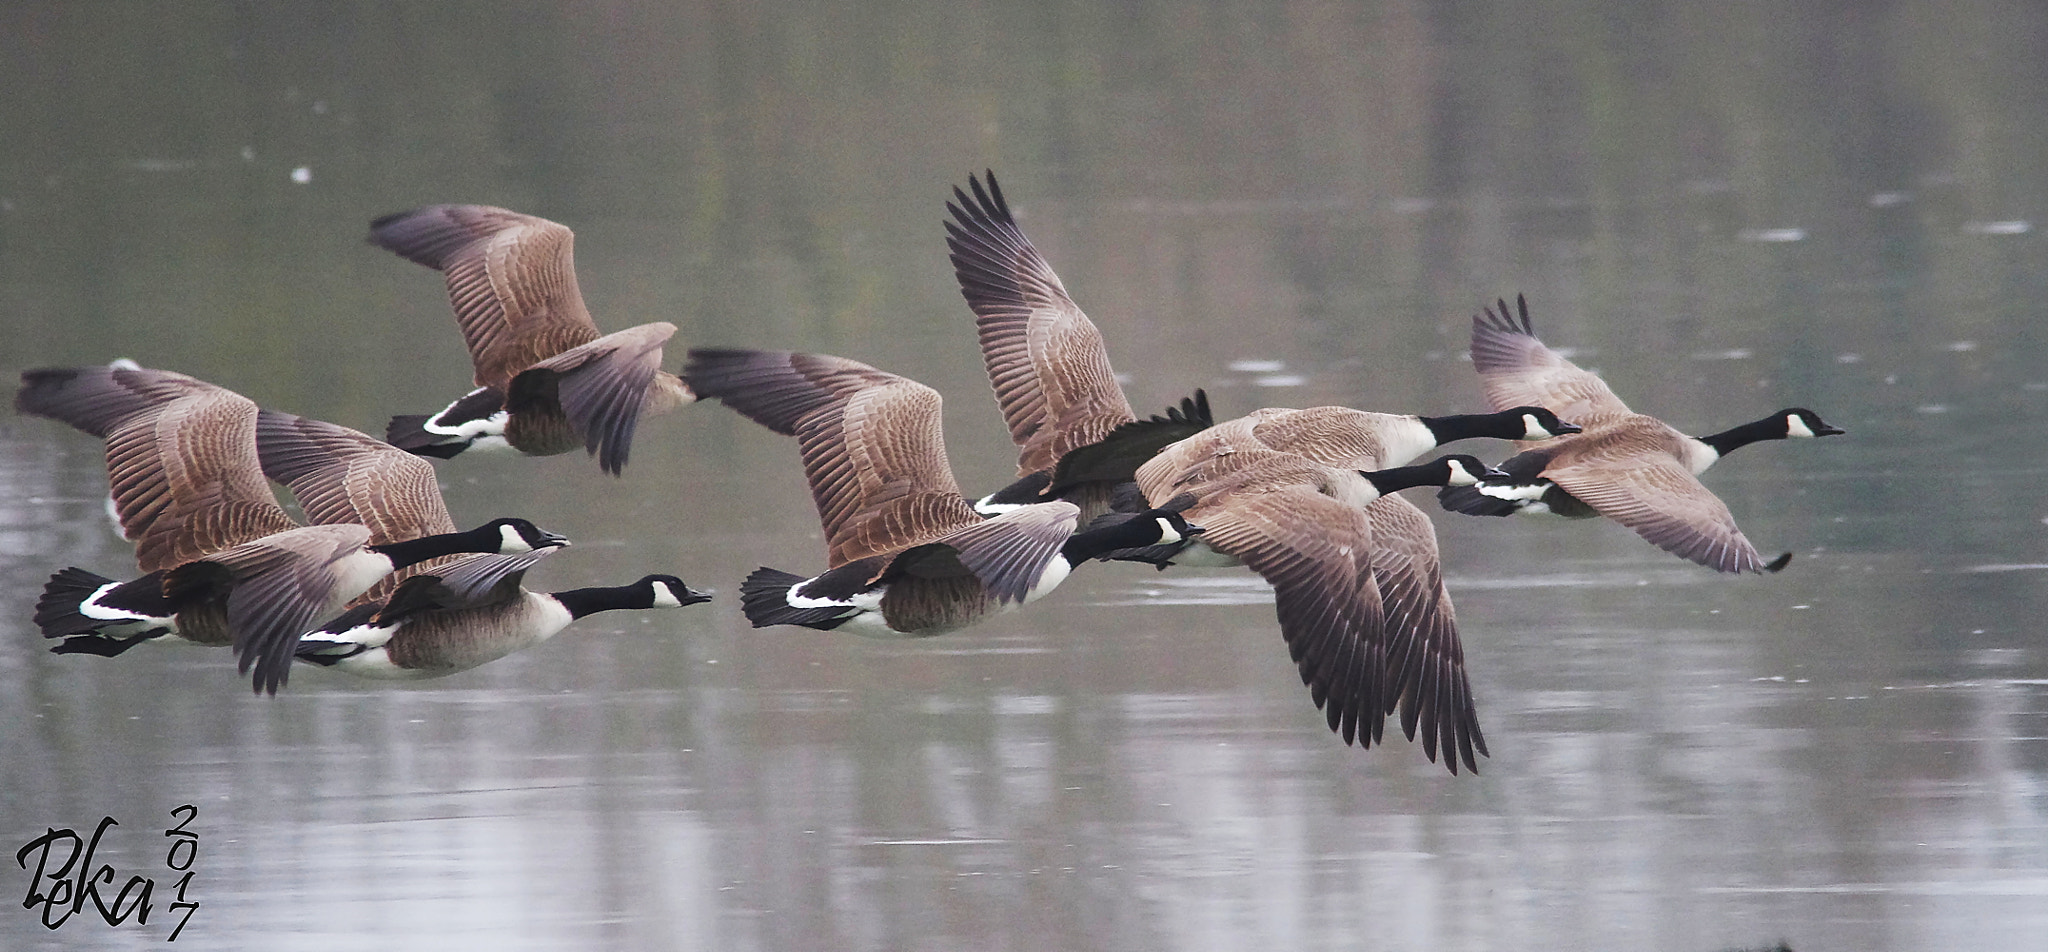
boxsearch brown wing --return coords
[684,348,980,567]
[925,501,1082,604]
[1132,412,1283,501]
[255,409,456,540]
[1542,429,1771,573]
[209,523,377,694]
[368,204,600,392]
[1469,295,1630,424]
[1364,495,1485,773]
[1193,485,1389,749]
[16,365,296,573]
[510,321,683,475]
[945,172,1137,476]
[255,408,459,604]
[1246,407,1417,470]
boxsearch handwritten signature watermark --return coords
[15,805,199,941]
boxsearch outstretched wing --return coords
[685,348,980,567]
[369,204,601,392]
[1364,495,1485,773]
[1469,294,1629,424]
[946,171,1137,475]
[1544,448,1771,573]
[17,364,295,573]
[1191,484,1389,750]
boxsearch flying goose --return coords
[255,407,712,680]
[295,548,710,678]
[682,348,1201,637]
[1438,295,1844,573]
[943,172,1578,512]
[369,203,695,475]
[18,364,569,693]
[1120,444,1499,772]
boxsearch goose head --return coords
[1504,406,1582,440]
[482,518,572,553]
[1780,408,1844,439]
[644,575,715,608]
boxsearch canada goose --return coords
[295,548,711,678]
[1120,445,1500,772]
[943,172,1577,513]
[369,203,695,475]
[944,173,1215,519]
[17,364,569,693]
[1438,295,1844,573]
[682,348,1201,637]
[255,406,713,680]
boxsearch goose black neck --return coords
[369,526,497,569]
[1419,411,1526,444]
[1062,514,1170,563]
[550,584,648,619]
[1359,460,1453,496]
[1697,415,1787,458]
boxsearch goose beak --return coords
[1484,465,1510,479]
[538,529,572,548]
[1554,421,1584,435]
[679,586,715,605]
[1816,424,1845,437]
[1183,522,1208,537]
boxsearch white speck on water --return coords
[132,159,196,173]
[1254,374,1305,387]
[312,100,329,115]
[1229,359,1286,373]
[1961,220,2030,235]
[1916,404,1949,414]
[1884,374,1898,384]
[1389,197,1433,214]
[1944,340,1978,352]
[1836,353,1863,364]
[241,146,255,161]
[1691,348,1752,360]
[291,166,312,184]
[1738,227,1806,243]
[2023,382,2048,391]
[1792,605,1811,610]
[1869,191,1911,208]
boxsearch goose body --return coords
[945,172,1573,517]
[940,172,1585,772]
[254,407,712,679]
[370,204,694,475]
[1438,296,1844,573]
[684,348,1199,637]
[296,550,711,679]
[17,364,568,692]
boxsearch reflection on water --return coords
[6,0,2048,949]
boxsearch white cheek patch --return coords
[499,524,529,553]
[650,585,685,609]
[1153,518,1184,545]
[1786,415,1816,439]
[1521,413,1548,439]
[426,405,510,441]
